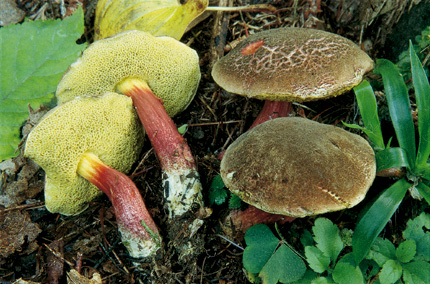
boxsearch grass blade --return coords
[374,59,416,168]
[375,147,409,172]
[352,178,409,264]
[410,41,430,170]
[352,80,385,150]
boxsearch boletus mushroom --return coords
[24,93,161,258]
[55,30,210,257]
[212,27,374,128]
[220,117,376,234]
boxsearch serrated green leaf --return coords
[396,239,416,263]
[208,187,227,205]
[305,246,331,273]
[243,224,280,274]
[367,238,396,267]
[312,218,344,262]
[374,59,416,168]
[403,213,430,262]
[332,262,364,284]
[208,175,228,205]
[0,7,86,161]
[94,0,208,40]
[379,259,402,284]
[259,244,306,284]
[210,174,225,190]
[228,193,242,209]
[353,178,409,264]
[402,261,430,284]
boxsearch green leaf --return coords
[305,246,331,273]
[374,59,416,167]
[177,124,188,134]
[416,182,430,206]
[367,238,396,267]
[396,239,417,263]
[208,175,227,205]
[379,259,403,284]
[410,41,430,170]
[313,218,344,262]
[353,178,409,264]
[375,147,410,172]
[243,224,280,273]
[94,0,208,40]
[210,174,225,190]
[312,277,332,284]
[402,261,430,283]
[291,269,318,284]
[0,7,86,161]
[259,244,307,284]
[351,80,385,150]
[332,262,364,284]
[403,213,430,262]
[228,193,242,209]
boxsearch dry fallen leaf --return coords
[0,210,42,258]
[66,269,102,284]
[94,0,208,40]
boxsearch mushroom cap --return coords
[24,92,144,215]
[56,30,201,117]
[220,117,376,217]
[212,27,374,102]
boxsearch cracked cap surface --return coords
[56,30,201,117]
[24,92,144,215]
[220,117,376,217]
[212,27,374,102]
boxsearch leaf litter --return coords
[1,0,428,283]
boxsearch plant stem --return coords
[78,152,161,258]
[117,78,206,220]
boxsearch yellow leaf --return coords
[94,0,208,40]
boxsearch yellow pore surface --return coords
[56,30,201,117]
[24,93,144,215]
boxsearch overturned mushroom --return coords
[56,30,209,259]
[212,27,374,128]
[24,93,161,258]
[221,117,376,235]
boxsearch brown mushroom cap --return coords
[220,117,376,217]
[212,27,374,102]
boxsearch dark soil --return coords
[1,0,430,283]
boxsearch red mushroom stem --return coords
[225,206,295,234]
[77,152,161,258]
[249,100,293,129]
[117,78,206,220]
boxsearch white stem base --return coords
[118,223,161,259]
[162,167,204,219]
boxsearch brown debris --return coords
[0,210,42,258]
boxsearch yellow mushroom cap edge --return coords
[24,92,145,215]
[56,30,201,117]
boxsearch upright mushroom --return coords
[56,30,209,258]
[221,117,376,235]
[212,27,374,128]
[24,93,161,258]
